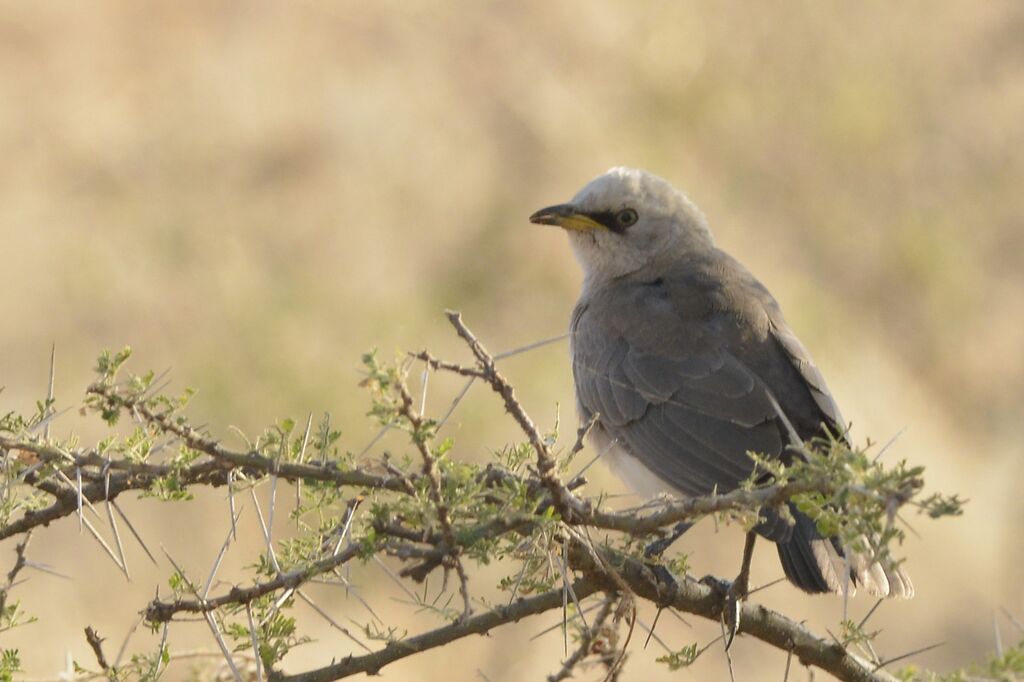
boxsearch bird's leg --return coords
[644,521,693,558]
[723,530,757,650]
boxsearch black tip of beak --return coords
[529,203,575,226]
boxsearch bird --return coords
[529,167,913,615]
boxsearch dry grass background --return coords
[1,1,1022,680]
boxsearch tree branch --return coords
[0,531,32,616]
[568,540,896,682]
[444,310,587,523]
[0,313,958,682]
[395,380,472,621]
[145,544,362,623]
[270,580,603,682]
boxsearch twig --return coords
[548,594,617,682]
[271,579,602,682]
[395,378,472,621]
[297,413,313,529]
[146,544,362,623]
[82,516,127,577]
[993,611,1003,658]
[228,470,238,542]
[113,612,145,669]
[644,607,664,650]
[565,539,895,682]
[572,435,619,481]
[104,471,129,580]
[161,547,243,681]
[634,613,671,653]
[251,487,282,574]
[858,600,884,630]
[111,501,158,566]
[84,626,109,672]
[357,423,394,459]
[1001,608,1024,635]
[0,532,33,615]
[530,601,605,642]
[437,377,475,430]
[720,616,737,682]
[372,555,421,603]
[443,311,585,523]
[749,577,788,596]
[204,507,244,599]
[559,541,589,632]
[246,603,263,682]
[571,413,599,457]
[22,560,71,581]
[44,344,56,441]
[204,610,243,682]
[331,497,362,556]
[603,597,634,682]
[296,589,372,653]
[871,641,945,671]
[311,573,383,626]
[76,466,83,533]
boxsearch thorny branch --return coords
[0,313,970,681]
[144,544,362,623]
[441,310,587,523]
[394,380,472,621]
[547,593,621,682]
[84,626,110,672]
[0,531,32,616]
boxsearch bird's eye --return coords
[616,208,638,228]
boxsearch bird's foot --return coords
[644,536,675,559]
[697,573,748,650]
[698,574,731,595]
[643,562,681,602]
[722,572,749,650]
[643,521,692,559]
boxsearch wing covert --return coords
[572,302,785,497]
[769,321,847,438]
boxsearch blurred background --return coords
[1,1,1022,679]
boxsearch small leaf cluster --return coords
[657,642,701,670]
[0,649,21,682]
[0,342,979,681]
[898,639,1024,681]
[0,601,36,635]
[746,433,964,566]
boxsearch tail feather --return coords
[774,505,913,598]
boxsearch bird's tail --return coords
[775,504,914,598]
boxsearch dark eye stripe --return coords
[586,211,628,234]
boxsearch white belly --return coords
[590,425,680,499]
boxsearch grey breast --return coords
[570,249,844,499]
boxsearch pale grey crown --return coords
[567,167,714,283]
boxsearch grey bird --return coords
[530,167,913,606]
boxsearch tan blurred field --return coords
[1,1,1022,680]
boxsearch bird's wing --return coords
[767,319,847,438]
[572,285,786,498]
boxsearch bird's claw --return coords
[643,521,692,559]
[643,562,681,602]
[723,580,745,650]
[698,574,747,650]
[644,536,675,558]
[698,574,731,595]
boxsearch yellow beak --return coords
[528,204,606,232]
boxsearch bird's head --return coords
[530,167,713,282]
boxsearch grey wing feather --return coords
[571,256,908,598]
[573,305,783,497]
[769,322,846,437]
[574,332,647,426]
